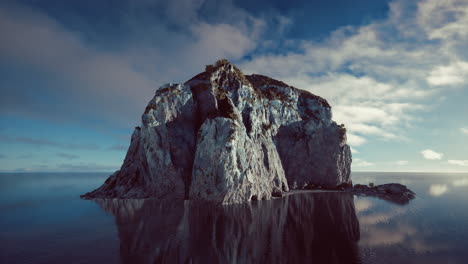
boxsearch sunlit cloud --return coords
[420,149,444,160]
[429,184,448,197]
[448,160,468,166]
[396,160,409,165]
[427,61,468,86]
[346,133,367,147]
[353,158,374,167]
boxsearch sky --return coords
[0,0,467,173]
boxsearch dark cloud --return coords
[0,135,99,150]
[0,0,284,130]
[56,152,79,160]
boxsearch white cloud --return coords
[396,160,409,165]
[346,133,367,147]
[420,149,444,160]
[448,160,468,166]
[353,158,374,167]
[428,184,448,197]
[189,22,260,60]
[427,61,468,86]
[350,147,359,154]
[461,127,468,135]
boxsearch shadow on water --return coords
[96,192,361,264]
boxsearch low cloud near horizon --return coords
[448,160,468,166]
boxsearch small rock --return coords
[353,184,367,189]
[272,188,283,197]
[347,182,415,205]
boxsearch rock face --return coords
[81,59,352,204]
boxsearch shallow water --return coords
[0,172,467,263]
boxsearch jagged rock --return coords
[81,59,352,204]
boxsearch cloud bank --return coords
[241,0,468,148]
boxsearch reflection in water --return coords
[452,178,468,187]
[428,184,448,197]
[96,193,361,264]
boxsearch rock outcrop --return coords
[81,59,352,204]
[349,183,416,205]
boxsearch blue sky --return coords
[0,0,467,172]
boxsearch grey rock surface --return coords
[82,59,352,204]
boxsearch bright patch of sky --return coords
[0,0,467,172]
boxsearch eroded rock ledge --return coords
[349,183,416,205]
[81,59,352,204]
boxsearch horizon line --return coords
[0,171,467,174]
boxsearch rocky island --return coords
[81,59,353,204]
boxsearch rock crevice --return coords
[82,59,352,204]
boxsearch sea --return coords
[1,172,467,264]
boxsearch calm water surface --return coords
[1,172,467,263]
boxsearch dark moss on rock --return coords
[246,74,331,108]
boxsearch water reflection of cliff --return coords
[96,192,361,264]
